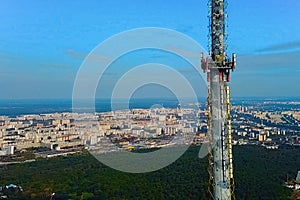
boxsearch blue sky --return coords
[0,0,300,99]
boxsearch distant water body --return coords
[0,97,299,117]
[0,99,184,117]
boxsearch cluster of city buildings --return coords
[0,101,300,158]
[0,107,206,158]
[0,113,82,157]
[232,104,300,148]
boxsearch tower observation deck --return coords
[201,0,236,199]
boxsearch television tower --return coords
[201,0,236,199]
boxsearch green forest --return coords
[0,145,299,200]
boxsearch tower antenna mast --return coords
[201,0,236,199]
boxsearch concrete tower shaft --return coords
[209,71,233,199]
